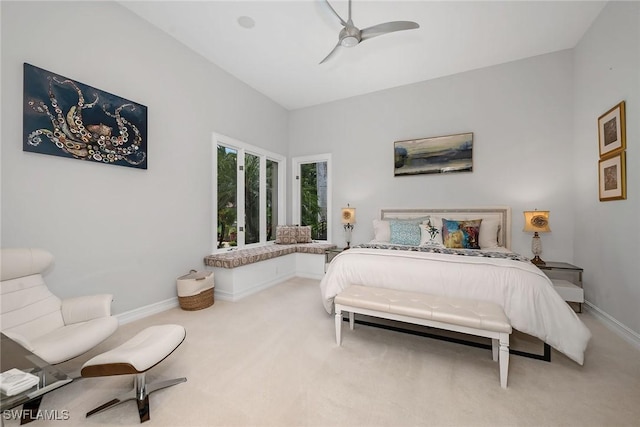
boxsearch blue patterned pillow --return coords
[389,221,421,246]
[442,219,482,249]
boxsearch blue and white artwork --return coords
[23,63,148,169]
[394,132,473,176]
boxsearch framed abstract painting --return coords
[394,132,473,176]
[23,63,148,169]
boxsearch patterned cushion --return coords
[296,226,312,243]
[203,243,337,268]
[442,219,482,249]
[389,220,421,246]
[419,216,444,247]
[275,226,298,244]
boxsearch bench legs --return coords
[336,306,510,389]
[335,309,357,346]
[492,333,510,389]
[335,308,342,346]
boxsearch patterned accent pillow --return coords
[389,220,421,246]
[296,226,312,243]
[419,216,444,247]
[442,219,482,249]
[275,226,298,244]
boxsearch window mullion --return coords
[237,148,246,248]
[259,156,267,243]
[292,160,301,225]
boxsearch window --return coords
[292,154,332,242]
[213,133,285,251]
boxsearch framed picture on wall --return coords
[23,63,148,169]
[393,132,473,176]
[598,101,626,158]
[598,151,626,201]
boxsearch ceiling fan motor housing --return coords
[339,25,361,47]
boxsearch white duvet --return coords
[320,247,591,365]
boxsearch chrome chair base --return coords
[86,373,187,423]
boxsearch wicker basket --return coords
[177,270,214,311]
[178,287,214,311]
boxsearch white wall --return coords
[1,1,288,314]
[289,50,576,259]
[3,1,638,340]
[573,2,640,336]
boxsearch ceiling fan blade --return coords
[319,42,341,64]
[323,0,347,27]
[360,21,420,41]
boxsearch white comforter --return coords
[320,247,591,365]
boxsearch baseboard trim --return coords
[114,273,303,323]
[227,272,296,302]
[585,300,640,351]
[295,271,325,280]
[115,297,179,325]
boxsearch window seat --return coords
[203,243,336,302]
[204,242,336,269]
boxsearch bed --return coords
[320,207,591,365]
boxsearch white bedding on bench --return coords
[320,246,591,365]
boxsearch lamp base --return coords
[530,256,546,266]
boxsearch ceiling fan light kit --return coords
[340,26,360,47]
[320,0,420,64]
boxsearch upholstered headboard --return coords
[380,207,512,250]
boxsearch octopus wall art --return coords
[23,63,148,169]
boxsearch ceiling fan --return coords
[319,0,420,64]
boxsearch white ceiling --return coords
[119,1,606,111]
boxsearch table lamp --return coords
[523,210,550,266]
[341,205,356,249]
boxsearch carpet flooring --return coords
[6,277,640,426]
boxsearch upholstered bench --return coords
[334,285,512,388]
[203,242,336,269]
[203,243,337,301]
[81,324,187,423]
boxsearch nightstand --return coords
[325,247,344,263]
[538,262,584,312]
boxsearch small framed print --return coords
[599,152,626,201]
[598,101,626,158]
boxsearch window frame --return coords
[291,153,332,243]
[212,133,286,252]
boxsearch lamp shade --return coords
[341,207,356,224]
[523,210,551,233]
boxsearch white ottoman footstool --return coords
[81,324,187,423]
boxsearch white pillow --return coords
[479,219,501,249]
[419,216,444,247]
[372,219,390,242]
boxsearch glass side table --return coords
[325,247,345,264]
[325,247,346,272]
[538,262,584,312]
[1,333,73,424]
